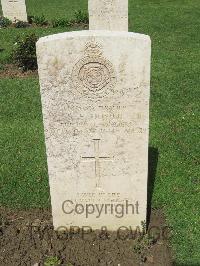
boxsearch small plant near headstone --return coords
[133,234,154,262]
[12,33,38,71]
[14,20,29,28]
[73,10,89,24]
[0,16,12,28]
[27,15,34,24]
[0,63,5,71]
[51,18,71,28]
[44,256,61,266]
[32,14,48,26]
[0,12,88,29]
[51,11,89,28]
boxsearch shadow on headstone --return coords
[147,147,159,227]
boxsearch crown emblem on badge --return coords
[84,42,103,57]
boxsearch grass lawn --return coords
[0,0,200,265]
[0,0,88,19]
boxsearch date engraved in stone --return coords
[72,42,116,98]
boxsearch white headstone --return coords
[36,30,151,230]
[89,0,128,31]
[1,0,27,22]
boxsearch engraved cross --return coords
[81,139,113,188]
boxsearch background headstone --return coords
[36,31,151,230]
[1,0,27,22]
[88,0,128,31]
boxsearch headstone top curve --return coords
[37,30,151,45]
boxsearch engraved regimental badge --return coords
[72,42,116,98]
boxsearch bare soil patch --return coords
[0,207,172,266]
[0,64,38,78]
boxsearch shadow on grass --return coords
[147,147,159,227]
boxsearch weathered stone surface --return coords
[88,0,128,31]
[37,30,151,230]
[1,0,27,22]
